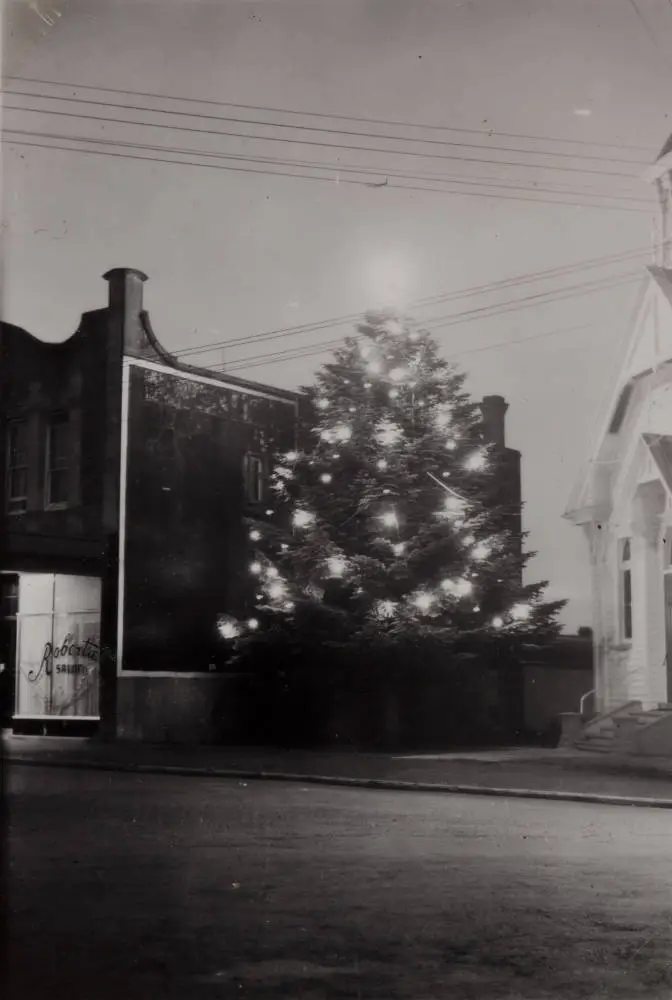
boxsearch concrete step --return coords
[575,740,613,754]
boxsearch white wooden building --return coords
[565,137,672,755]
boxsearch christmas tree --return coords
[224,312,565,669]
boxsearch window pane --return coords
[48,469,69,505]
[49,417,69,466]
[8,421,28,464]
[8,467,27,501]
[622,539,631,562]
[623,569,632,639]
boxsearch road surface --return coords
[7,765,672,998]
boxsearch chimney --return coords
[103,268,149,354]
[480,395,508,448]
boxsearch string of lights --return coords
[222,314,560,644]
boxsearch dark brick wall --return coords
[0,313,112,575]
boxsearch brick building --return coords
[1,269,523,744]
[1,269,299,740]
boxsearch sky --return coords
[3,0,672,631]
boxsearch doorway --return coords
[0,575,18,727]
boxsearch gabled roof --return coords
[657,132,672,163]
[643,433,672,498]
[565,268,672,519]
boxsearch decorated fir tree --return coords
[224,312,564,670]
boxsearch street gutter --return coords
[8,754,672,810]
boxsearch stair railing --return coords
[579,688,596,720]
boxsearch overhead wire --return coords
[2,87,650,166]
[221,321,610,375]
[215,272,642,372]
[2,101,646,179]
[5,137,651,218]
[172,250,654,360]
[3,126,652,207]
[5,75,655,153]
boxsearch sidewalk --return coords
[6,734,672,806]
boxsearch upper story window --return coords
[45,412,70,508]
[619,538,632,641]
[6,420,29,515]
[243,453,265,504]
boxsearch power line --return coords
[5,75,656,153]
[2,102,645,180]
[217,273,641,372]
[222,320,611,375]
[5,137,651,217]
[627,0,672,79]
[2,86,650,166]
[4,127,651,209]
[172,244,655,360]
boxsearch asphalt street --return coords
[6,766,672,999]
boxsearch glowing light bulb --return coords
[444,496,465,514]
[375,419,403,447]
[316,398,329,410]
[377,599,396,618]
[389,390,399,400]
[266,566,279,578]
[473,605,481,613]
[472,543,491,561]
[511,603,531,621]
[445,440,457,451]
[250,561,262,575]
[218,621,239,640]
[320,473,333,484]
[463,534,475,545]
[364,382,372,389]
[285,451,299,462]
[349,407,356,413]
[284,601,295,611]
[377,459,388,470]
[265,509,274,516]
[275,466,293,480]
[492,616,504,629]
[434,405,452,430]
[327,556,347,577]
[392,542,405,556]
[293,509,315,528]
[465,450,487,472]
[389,367,408,383]
[380,511,398,529]
[268,581,286,599]
[383,488,391,495]
[249,529,261,541]
[247,618,259,630]
[413,592,434,612]
[334,423,352,442]
[280,543,289,551]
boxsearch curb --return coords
[8,754,672,809]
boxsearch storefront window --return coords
[14,574,101,719]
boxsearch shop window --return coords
[6,420,29,515]
[45,412,70,508]
[243,453,265,503]
[619,538,632,641]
